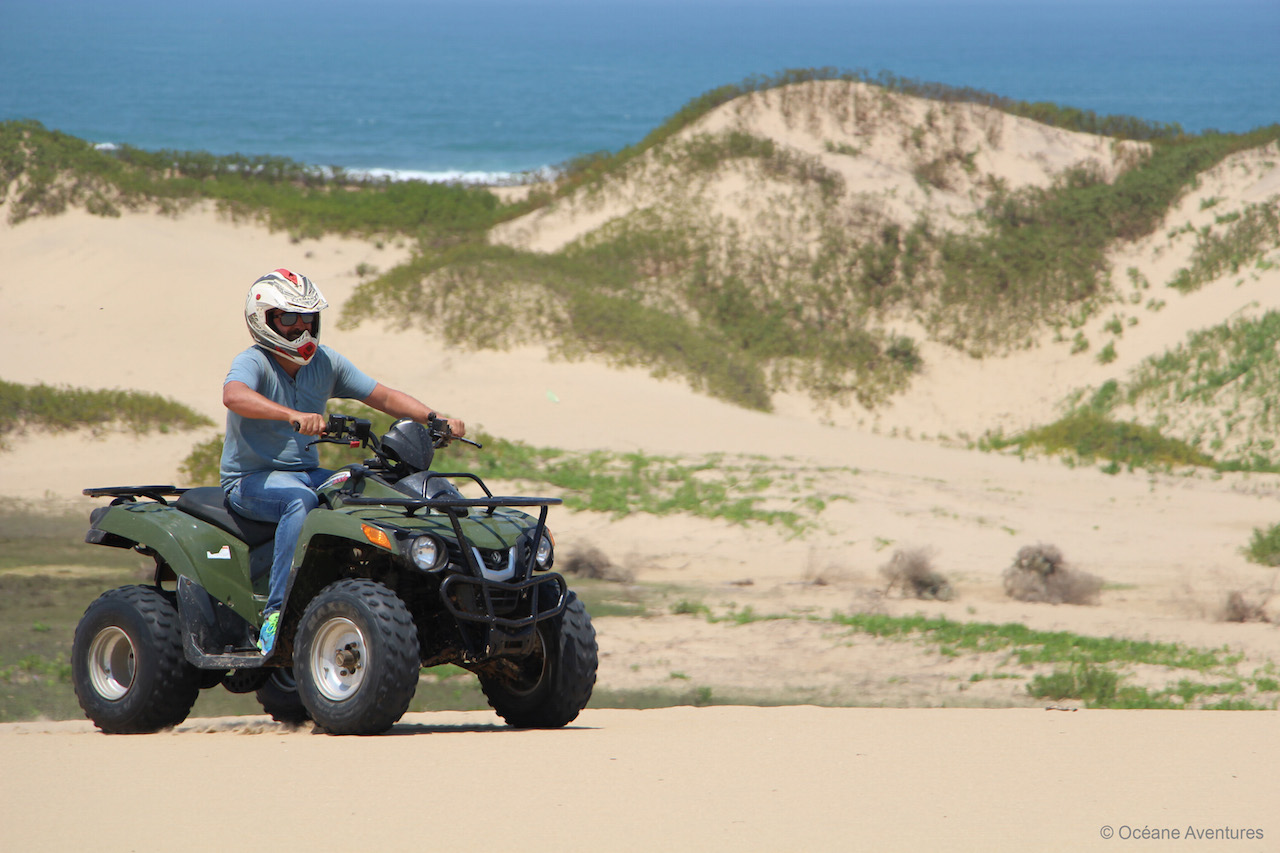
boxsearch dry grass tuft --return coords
[1003,544,1103,605]
[1221,576,1276,623]
[1222,591,1271,623]
[560,543,635,583]
[803,548,855,586]
[880,548,954,601]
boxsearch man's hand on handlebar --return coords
[439,417,466,439]
[290,412,326,436]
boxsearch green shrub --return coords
[1027,663,1120,705]
[1244,523,1280,567]
[1002,409,1215,470]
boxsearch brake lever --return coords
[428,414,483,450]
[305,434,361,449]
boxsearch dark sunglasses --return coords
[272,311,318,327]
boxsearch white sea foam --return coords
[88,145,556,186]
[341,166,559,186]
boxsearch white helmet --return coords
[244,269,329,365]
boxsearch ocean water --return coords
[2,0,1277,181]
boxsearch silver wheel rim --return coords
[309,617,367,702]
[88,626,136,701]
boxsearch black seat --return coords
[176,487,278,548]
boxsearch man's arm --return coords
[223,380,326,435]
[362,383,466,437]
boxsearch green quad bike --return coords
[73,414,597,735]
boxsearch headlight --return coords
[535,531,554,570]
[409,535,447,571]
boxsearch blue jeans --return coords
[227,468,332,616]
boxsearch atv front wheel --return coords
[294,579,419,735]
[479,591,597,728]
[71,585,201,733]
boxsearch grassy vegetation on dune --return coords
[929,128,1280,351]
[981,408,1217,473]
[0,119,506,241]
[549,66,1190,199]
[343,86,1280,406]
[339,210,919,411]
[1004,309,1280,473]
[5,74,1280,415]
[0,379,212,448]
[1168,200,1280,294]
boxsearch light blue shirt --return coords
[219,345,378,489]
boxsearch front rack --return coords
[339,495,562,515]
[340,490,562,595]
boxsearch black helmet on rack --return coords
[380,419,436,473]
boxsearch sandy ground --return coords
[1,708,1273,852]
[2,146,1279,849]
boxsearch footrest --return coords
[184,635,269,670]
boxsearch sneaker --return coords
[257,611,281,656]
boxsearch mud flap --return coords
[177,576,264,668]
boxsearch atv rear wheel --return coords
[479,591,597,728]
[71,585,201,733]
[294,579,419,735]
[256,667,310,724]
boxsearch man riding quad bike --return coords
[72,414,598,735]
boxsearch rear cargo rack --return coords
[83,485,189,505]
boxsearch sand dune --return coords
[3,92,1279,850]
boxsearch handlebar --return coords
[303,414,482,452]
[301,414,376,449]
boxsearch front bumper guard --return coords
[342,488,567,655]
[440,571,568,632]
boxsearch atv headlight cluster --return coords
[409,534,448,571]
[535,531,555,570]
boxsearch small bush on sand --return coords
[1003,544,1102,605]
[1027,663,1120,706]
[1243,523,1280,566]
[880,548,954,601]
[560,544,634,583]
